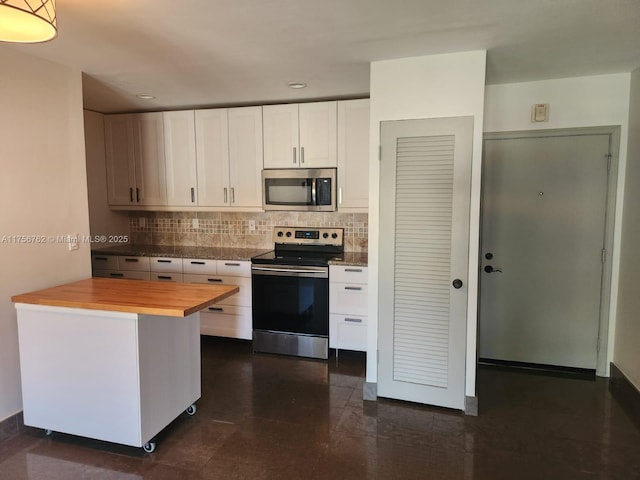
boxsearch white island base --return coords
[16,303,201,452]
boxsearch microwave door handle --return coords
[311,178,317,205]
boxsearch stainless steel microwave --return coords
[262,168,337,212]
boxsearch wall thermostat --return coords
[531,103,549,122]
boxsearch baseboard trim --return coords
[609,362,640,430]
[363,382,377,401]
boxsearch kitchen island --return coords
[12,278,239,453]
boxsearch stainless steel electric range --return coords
[251,227,344,360]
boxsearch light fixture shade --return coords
[0,0,57,43]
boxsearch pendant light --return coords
[0,0,57,43]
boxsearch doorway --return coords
[479,127,619,375]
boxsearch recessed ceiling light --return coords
[287,82,307,89]
[136,94,155,100]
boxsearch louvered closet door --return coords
[378,117,473,410]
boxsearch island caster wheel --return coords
[185,404,197,416]
[44,429,53,436]
[142,442,156,453]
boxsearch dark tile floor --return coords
[1,337,640,479]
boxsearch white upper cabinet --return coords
[263,101,337,169]
[195,106,263,208]
[104,114,136,206]
[163,111,198,206]
[105,113,167,207]
[195,109,230,207]
[227,106,263,208]
[337,99,370,211]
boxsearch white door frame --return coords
[481,126,620,377]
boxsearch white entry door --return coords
[479,132,611,370]
[378,117,473,410]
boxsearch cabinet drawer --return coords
[330,314,367,352]
[149,257,182,273]
[200,305,252,340]
[330,265,368,284]
[91,255,118,271]
[216,260,251,277]
[183,274,250,306]
[151,272,184,282]
[330,282,368,316]
[182,258,217,275]
[117,256,150,271]
[96,270,151,281]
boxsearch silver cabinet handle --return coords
[158,275,173,280]
[191,187,195,203]
[129,187,134,203]
[301,146,305,163]
[231,187,235,204]
[224,187,228,203]
[208,307,224,312]
[190,261,205,265]
[157,259,172,263]
[124,258,139,263]
[345,286,362,291]
[207,278,223,282]
[224,262,240,266]
[110,272,124,277]
[339,186,343,205]
[345,268,362,273]
[94,256,109,261]
[136,188,140,203]
[293,147,297,164]
[344,318,362,323]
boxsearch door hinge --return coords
[601,248,607,264]
[378,145,382,161]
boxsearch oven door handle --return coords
[252,266,328,278]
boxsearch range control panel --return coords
[273,227,343,247]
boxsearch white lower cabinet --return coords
[180,260,252,340]
[329,265,368,352]
[92,254,151,281]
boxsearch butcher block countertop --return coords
[11,278,239,317]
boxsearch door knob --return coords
[452,279,463,289]
[484,265,502,273]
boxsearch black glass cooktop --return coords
[251,250,343,267]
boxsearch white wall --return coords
[368,51,487,399]
[84,110,130,244]
[484,74,631,375]
[0,48,91,422]
[614,68,640,391]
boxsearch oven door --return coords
[251,264,329,336]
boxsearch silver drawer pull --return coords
[208,307,224,312]
[190,261,206,265]
[124,258,138,262]
[157,259,172,263]
[345,286,362,291]
[207,278,223,282]
[224,262,240,266]
[344,318,362,323]
[345,268,362,273]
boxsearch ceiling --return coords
[5,0,640,113]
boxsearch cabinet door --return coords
[263,104,299,169]
[337,99,369,210]
[195,109,230,206]
[164,111,198,206]
[228,106,263,208]
[104,114,136,205]
[132,113,167,206]
[299,101,337,168]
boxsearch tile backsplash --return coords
[129,211,368,252]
